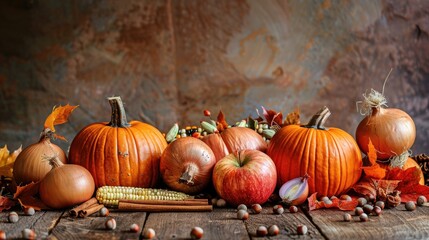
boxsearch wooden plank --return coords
[307,204,429,240]
[246,205,324,239]
[144,208,250,239]
[0,210,63,239]
[49,211,147,240]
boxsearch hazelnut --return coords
[0,230,6,240]
[343,213,352,222]
[237,204,247,211]
[405,201,416,211]
[373,206,382,216]
[105,218,116,230]
[289,205,298,213]
[256,226,268,237]
[99,207,109,217]
[22,229,36,240]
[375,201,385,209]
[268,225,279,236]
[417,196,427,206]
[130,223,140,233]
[8,212,19,223]
[273,205,284,214]
[250,204,262,214]
[354,207,364,216]
[142,228,156,239]
[363,204,374,214]
[237,209,249,220]
[190,227,204,239]
[24,207,35,216]
[357,197,367,207]
[297,224,308,235]
[359,213,369,222]
[320,196,332,205]
[216,198,227,208]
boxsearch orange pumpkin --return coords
[267,106,362,197]
[68,96,167,188]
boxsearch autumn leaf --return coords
[361,139,386,179]
[216,110,229,132]
[351,178,377,198]
[43,104,78,135]
[284,109,300,126]
[13,182,50,210]
[0,145,22,178]
[307,193,358,211]
[0,196,16,212]
[386,167,429,203]
[258,106,283,126]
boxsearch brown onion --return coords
[160,137,216,194]
[356,89,416,159]
[39,156,95,209]
[13,129,67,185]
[201,127,267,162]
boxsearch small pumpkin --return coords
[201,127,267,162]
[68,96,167,188]
[267,106,362,197]
[373,154,425,185]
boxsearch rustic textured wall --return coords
[0,0,428,155]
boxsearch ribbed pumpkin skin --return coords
[267,124,363,197]
[68,121,167,188]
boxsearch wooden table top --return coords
[1,202,429,240]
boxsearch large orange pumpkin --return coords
[68,96,167,188]
[267,106,362,197]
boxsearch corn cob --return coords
[96,186,192,208]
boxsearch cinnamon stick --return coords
[118,202,213,212]
[69,198,98,217]
[119,199,209,206]
[78,204,105,218]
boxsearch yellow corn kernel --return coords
[96,186,192,208]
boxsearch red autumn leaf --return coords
[361,139,386,179]
[0,196,16,211]
[43,104,78,139]
[259,106,283,126]
[351,177,377,197]
[13,182,50,210]
[307,193,358,211]
[386,167,429,203]
[216,110,229,131]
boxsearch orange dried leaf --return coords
[307,193,357,211]
[43,104,78,133]
[284,109,300,126]
[0,145,22,178]
[387,167,429,203]
[361,139,386,179]
[217,110,229,130]
[0,196,16,212]
[351,177,377,197]
[13,182,50,210]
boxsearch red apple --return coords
[212,149,277,206]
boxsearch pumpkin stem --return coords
[305,106,331,130]
[179,163,198,185]
[108,96,130,128]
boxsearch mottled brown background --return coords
[0,0,428,155]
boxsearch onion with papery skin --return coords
[13,129,67,185]
[39,155,95,209]
[279,175,309,206]
[201,127,267,162]
[160,137,216,194]
[356,88,416,160]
